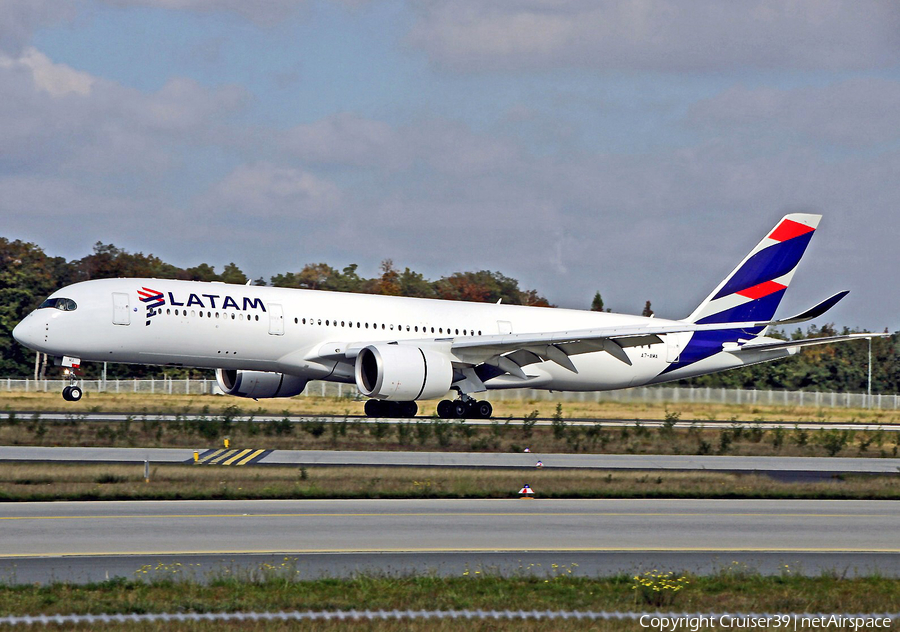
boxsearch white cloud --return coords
[0,47,95,96]
[197,163,341,219]
[0,48,248,178]
[409,0,900,72]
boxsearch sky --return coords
[1,0,898,331]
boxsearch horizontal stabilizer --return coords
[736,332,889,354]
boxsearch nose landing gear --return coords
[60,359,83,402]
[62,385,83,402]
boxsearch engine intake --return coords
[216,369,308,399]
[355,344,452,401]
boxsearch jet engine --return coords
[216,369,308,399]
[354,344,453,401]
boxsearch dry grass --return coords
[0,463,896,501]
[2,390,899,424]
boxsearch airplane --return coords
[12,213,882,418]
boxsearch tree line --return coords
[1,238,896,393]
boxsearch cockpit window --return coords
[39,298,77,311]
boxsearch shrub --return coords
[551,404,566,440]
[661,409,680,435]
[522,410,539,438]
[819,429,851,457]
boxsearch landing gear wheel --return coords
[437,400,453,419]
[364,399,384,418]
[62,385,82,402]
[399,401,418,418]
[452,400,469,419]
[475,400,492,419]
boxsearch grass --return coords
[0,463,897,501]
[3,390,899,424]
[0,571,897,620]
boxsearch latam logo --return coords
[137,287,267,326]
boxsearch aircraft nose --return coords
[12,316,41,350]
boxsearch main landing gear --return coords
[436,398,492,419]
[364,399,418,418]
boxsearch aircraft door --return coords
[497,321,513,334]
[112,293,131,326]
[665,333,682,363]
[268,303,284,336]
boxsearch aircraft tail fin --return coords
[687,213,821,324]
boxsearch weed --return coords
[396,422,412,446]
[551,404,566,440]
[792,425,809,447]
[748,423,765,443]
[718,429,732,454]
[302,419,326,438]
[95,473,126,484]
[432,419,451,447]
[632,570,689,607]
[369,421,389,441]
[522,410,539,438]
[771,426,785,450]
[661,409,680,435]
[415,420,432,445]
[819,429,851,457]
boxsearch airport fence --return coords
[1,377,898,410]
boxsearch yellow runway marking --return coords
[197,449,227,464]
[3,547,900,559]
[236,449,266,465]
[221,449,253,466]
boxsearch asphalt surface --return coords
[1,498,897,583]
[3,445,899,475]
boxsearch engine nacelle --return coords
[355,344,453,401]
[216,369,308,399]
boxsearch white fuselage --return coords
[12,278,786,394]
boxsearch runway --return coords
[1,498,898,583]
[3,445,900,475]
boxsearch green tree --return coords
[219,263,248,285]
[591,292,604,312]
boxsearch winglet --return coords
[774,291,849,325]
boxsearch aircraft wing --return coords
[444,291,855,367]
[317,292,857,378]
